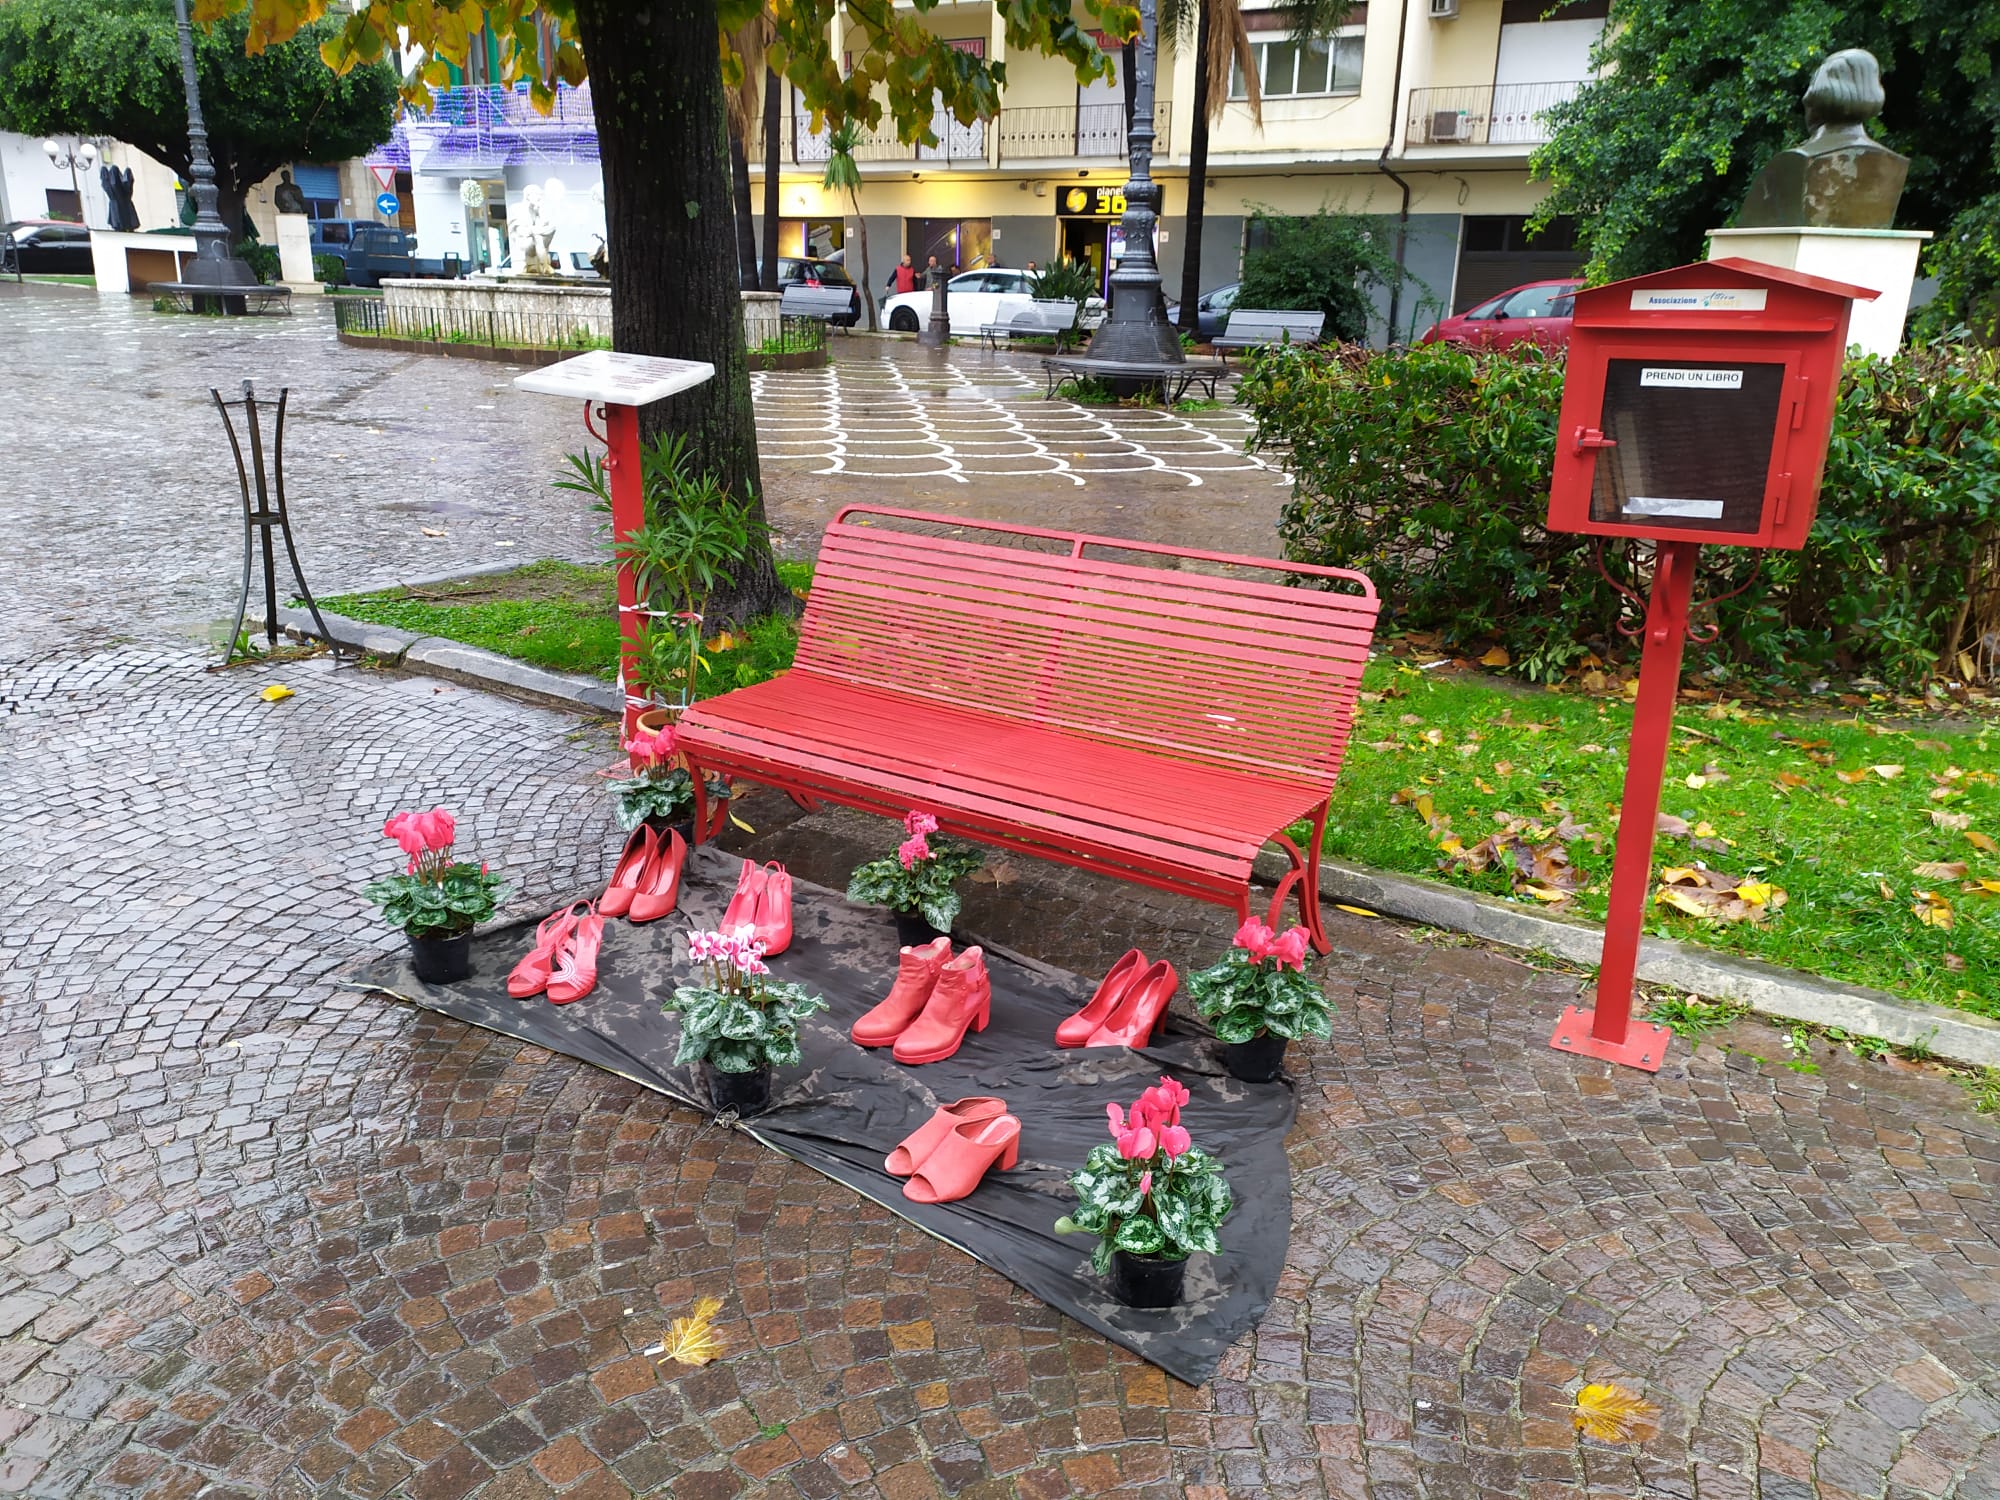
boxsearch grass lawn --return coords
[323,559,1999,1017]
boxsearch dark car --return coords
[774,255,861,326]
[3,220,94,275]
[341,224,417,288]
[1164,281,1239,341]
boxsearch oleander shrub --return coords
[1243,339,2000,689]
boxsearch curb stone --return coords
[1254,849,2000,1069]
[276,597,2000,1070]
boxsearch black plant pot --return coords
[1222,1032,1289,1083]
[1108,1250,1188,1309]
[705,1062,771,1115]
[408,930,472,985]
[893,910,947,947]
[647,813,694,846]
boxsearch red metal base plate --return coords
[1547,1006,1674,1072]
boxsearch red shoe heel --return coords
[628,830,686,924]
[600,826,656,918]
[721,859,764,934]
[902,1114,1021,1204]
[547,903,604,1005]
[1056,949,1145,1047]
[753,862,793,955]
[1084,959,1177,1048]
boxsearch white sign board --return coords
[1639,367,1744,389]
[1626,496,1727,519]
[513,351,716,407]
[1629,287,1768,313]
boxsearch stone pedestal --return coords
[741,290,782,349]
[1706,226,1929,358]
[275,212,321,296]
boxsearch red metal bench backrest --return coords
[795,507,1380,786]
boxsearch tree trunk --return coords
[729,130,759,289]
[572,0,790,625]
[848,186,877,331]
[760,64,782,291]
[1177,0,1213,337]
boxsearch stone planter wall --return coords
[380,277,612,344]
[741,291,783,349]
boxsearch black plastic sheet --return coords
[350,847,1295,1385]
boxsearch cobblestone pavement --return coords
[4,280,2000,1498]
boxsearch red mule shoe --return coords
[628,829,687,924]
[507,903,584,998]
[1083,958,1177,1048]
[720,859,765,935]
[1055,948,1147,1047]
[893,947,992,1065]
[903,1114,1021,1204]
[752,862,793,955]
[546,903,605,1005]
[885,1096,1007,1175]
[852,937,951,1048]
[600,825,657,919]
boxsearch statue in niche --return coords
[272,169,308,216]
[100,162,139,232]
[508,183,557,275]
[1736,48,1908,230]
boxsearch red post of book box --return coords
[1544,258,1875,1071]
[513,351,716,739]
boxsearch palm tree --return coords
[823,122,877,331]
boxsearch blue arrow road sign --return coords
[376,192,399,217]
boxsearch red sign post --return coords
[513,351,717,738]
[1543,260,1876,1070]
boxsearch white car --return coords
[881,268,1105,337]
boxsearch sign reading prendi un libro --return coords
[1639,367,1745,389]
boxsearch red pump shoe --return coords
[903,1114,1021,1204]
[720,859,765,935]
[628,829,686,924]
[1083,958,1177,1048]
[752,862,793,955]
[546,903,605,1005]
[852,937,951,1048]
[885,1096,1006,1175]
[1056,948,1146,1047]
[893,947,992,1065]
[600,825,657,918]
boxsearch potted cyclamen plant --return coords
[846,810,983,945]
[364,807,506,984]
[1055,1076,1232,1308]
[662,925,829,1114]
[609,719,728,843]
[1187,919,1332,1082]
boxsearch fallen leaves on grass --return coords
[1912,891,1955,930]
[1933,811,1971,831]
[1834,765,1903,783]
[1653,866,1785,924]
[1914,861,1970,881]
[1969,831,1999,854]
[1965,879,2000,896]
[1572,1382,1660,1444]
[656,1297,725,1368]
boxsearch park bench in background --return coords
[1212,309,1325,362]
[678,506,1380,952]
[980,301,1082,352]
[1040,353,1226,402]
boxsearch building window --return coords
[1230,30,1362,99]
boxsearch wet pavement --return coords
[3,280,2000,1498]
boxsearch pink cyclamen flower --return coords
[414,807,456,852]
[1158,1124,1192,1160]
[1115,1124,1157,1161]
[1233,918,1277,960]
[1138,1171,1153,1196]
[903,810,940,837]
[383,812,426,857]
[1269,926,1310,971]
[897,834,931,870]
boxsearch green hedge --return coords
[1242,340,2000,690]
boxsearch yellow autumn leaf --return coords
[1872,764,1905,780]
[1734,882,1777,905]
[1685,773,1708,789]
[1913,861,1969,881]
[1572,1382,1660,1444]
[704,631,741,653]
[1659,867,1704,886]
[1656,887,1711,917]
[259,684,295,702]
[1422,728,1445,747]
[1775,772,1809,789]
[1912,892,1954,930]
[1969,831,1999,854]
[1414,794,1435,825]
[658,1297,725,1367]
[1479,646,1511,668]
[1333,904,1379,917]
[1878,880,1896,901]
[1692,821,1719,839]
[1524,884,1572,902]
[1968,879,2000,896]
[1475,777,1496,795]
[1835,769,1869,784]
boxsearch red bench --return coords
[678,507,1379,952]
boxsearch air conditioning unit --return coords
[1428,0,1459,17]
[1430,110,1473,143]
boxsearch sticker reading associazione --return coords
[1639,367,1743,390]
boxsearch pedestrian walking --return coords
[887,253,918,296]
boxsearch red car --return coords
[1422,278,1585,351]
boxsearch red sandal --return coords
[903,1114,1021,1204]
[885,1096,1006,1176]
[546,902,605,1005]
[507,903,584,998]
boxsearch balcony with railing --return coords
[1406,81,1583,148]
[997,102,1170,159]
[747,100,1170,167]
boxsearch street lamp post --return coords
[170,0,257,293]
[41,139,99,226]
[1084,0,1183,371]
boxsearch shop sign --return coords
[1059,184,1126,219]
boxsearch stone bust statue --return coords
[272,169,307,216]
[1736,48,1908,229]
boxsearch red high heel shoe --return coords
[1084,959,1177,1048]
[600,826,657,918]
[507,903,584,998]
[893,947,992,1065]
[546,903,605,1004]
[903,1114,1021,1204]
[1055,948,1146,1047]
[752,862,793,955]
[885,1096,1006,1175]
[720,859,765,935]
[852,937,951,1048]
[628,829,687,924]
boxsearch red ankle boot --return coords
[893,947,992,1065]
[851,937,950,1048]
